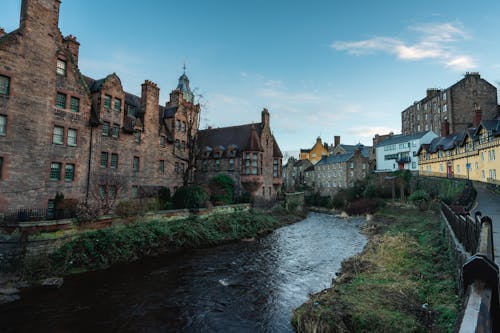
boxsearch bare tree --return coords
[89,172,128,214]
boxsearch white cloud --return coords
[346,126,399,138]
[332,22,476,71]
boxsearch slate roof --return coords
[335,143,371,158]
[375,131,432,147]
[475,119,500,136]
[198,123,262,153]
[426,132,465,153]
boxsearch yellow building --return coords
[418,120,500,185]
[299,137,329,165]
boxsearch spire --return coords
[176,65,194,103]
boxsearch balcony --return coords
[240,174,264,193]
[397,156,411,164]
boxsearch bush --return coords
[209,174,234,205]
[172,185,208,209]
[345,198,382,216]
[115,200,142,217]
[236,191,252,204]
[158,187,171,209]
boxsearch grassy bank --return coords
[18,210,303,279]
[292,205,460,333]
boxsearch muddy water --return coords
[0,212,366,332]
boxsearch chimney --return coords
[316,136,322,144]
[261,108,270,129]
[334,136,340,147]
[441,118,450,137]
[20,0,61,35]
[426,88,440,98]
[473,107,482,128]
[64,35,80,65]
[141,80,160,135]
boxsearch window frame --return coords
[0,75,10,96]
[56,92,67,109]
[103,94,112,110]
[0,114,7,136]
[67,128,77,147]
[69,96,80,112]
[64,163,75,181]
[102,121,110,137]
[133,156,140,172]
[53,126,64,145]
[56,59,67,76]
[111,153,119,169]
[100,152,109,168]
[50,162,62,181]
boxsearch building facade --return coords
[418,119,500,184]
[196,109,283,202]
[401,73,498,136]
[282,156,313,192]
[308,145,370,196]
[0,0,198,212]
[375,131,438,172]
[299,137,329,165]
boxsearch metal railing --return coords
[1,208,77,224]
[441,203,499,332]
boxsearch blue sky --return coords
[2,1,500,158]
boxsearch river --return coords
[0,212,367,332]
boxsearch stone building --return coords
[402,73,498,136]
[282,156,313,192]
[0,0,198,213]
[196,109,283,202]
[309,144,370,196]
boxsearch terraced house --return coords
[0,0,199,213]
[418,119,500,184]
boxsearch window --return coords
[443,104,447,112]
[53,126,64,144]
[70,96,80,112]
[126,104,136,117]
[131,186,138,199]
[176,120,181,131]
[273,159,279,177]
[0,156,3,179]
[481,152,484,161]
[56,59,66,76]
[114,98,121,112]
[244,153,250,175]
[182,121,186,132]
[215,159,220,171]
[439,164,444,172]
[202,160,208,172]
[109,185,117,199]
[175,162,179,173]
[159,160,165,174]
[133,156,140,171]
[0,115,6,135]
[56,93,66,109]
[100,152,108,168]
[134,131,141,143]
[103,95,112,110]
[160,136,166,147]
[47,200,55,219]
[411,162,416,169]
[182,141,186,151]
[111,153,118,169]
[67,128,77,146]
[102,121,110,136]
[175,139,180,150]
[180,163,185,174]
[64,163,75,181]
[50,162,62,180]
[229,158,234,171]
[456,164,461,174]
[252,153,258,175]
[99,185,106,199]
[0,75,10,96]
[112,123,120,138]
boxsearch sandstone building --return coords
[299,137,329,164]
[401,73,498,136]
[196,109,283,202]
[0,0,198,213]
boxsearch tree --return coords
[89,172,128,214]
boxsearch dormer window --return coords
[176,120,181,131]
[0,75,10,96]
[56,93,66,109]
[56,59,67,76]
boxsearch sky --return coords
[1,0,500,159]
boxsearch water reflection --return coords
[0,212,366,332]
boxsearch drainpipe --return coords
[86,125,94,200]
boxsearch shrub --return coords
[75,201,100,223]
[115,200,142,217]
[209,174,234,205]
[172,185,208,209]
[236,191,252,204]
[345,198,382,216]
[157,187,171,209]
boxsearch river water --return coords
[0,212,367,332]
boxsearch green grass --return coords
[292,205,460,333]
[44,210,302,276]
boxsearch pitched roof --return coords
[272,135,283,158]
[244,125,265,151]
[198,123,263,152]
[375,131,431,147]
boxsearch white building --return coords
[375,131,438,172]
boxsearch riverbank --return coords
[292,205,460,332]
[1,209,304,299]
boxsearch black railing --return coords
[2,208,77,224]
[441,202,499,332]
